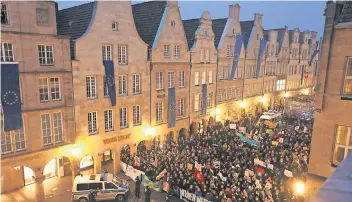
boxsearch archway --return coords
[166,131,174,144]
[79,155,94,175]
[1,166,36,193]
[120,145,131,164]
[178,128,186,142]
[101,149,113,173]
[23,166,36,186]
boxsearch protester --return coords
[88,189,97,202]
[121,111,312,202]
[145,186,151,202]
[135,176,141,198]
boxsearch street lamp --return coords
[144,126,156,137]
[294,181,305,195]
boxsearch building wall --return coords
[1,1,74,193]
[150,1,190,141]
[72,1,150,174]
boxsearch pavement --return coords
[0,173,182,202]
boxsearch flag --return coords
[156,169,167,181]
[187,163,193,170]
[194,168,205,182]
[195,161,202,171]
[300,65,305,85]
[1,63,23,131]
[308,49,320,66]
[254,166,265,175]
[134,156,140,166]
[167,87,176,128]
[256,39,267,78]
[230,34,244,80]
[103,60,116,106]
[201,84,207,115]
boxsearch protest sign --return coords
[254,158,266,167]
[229,124,236,129]
[284,170,293,178]
[267,164,274,170]
[187,163,193,170]
[240,135,260,146]
[279,138,284,143]
[272,141,279,146]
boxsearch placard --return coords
[229,124,236,129]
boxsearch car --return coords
[72,173,129,202]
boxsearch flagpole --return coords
[241,52,247,118]
[262,53,268,112]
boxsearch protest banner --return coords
[254,158,266,167]
[240,135,260,146]
[267,164,274,170]
[179,188,211,202]
[141,174,162,192]
[229,124,236,129]
[162,181,170,193]
[123,163,145,182]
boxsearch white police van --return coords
[72,173,129,202]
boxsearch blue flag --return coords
[202,84,207,115]
[168,88,176,128]
[230,34,244,80]
[103,60,116,106]
[1,63,23,131]
[256,39,267,78]
[308,49,320,66]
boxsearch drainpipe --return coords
[188,51,192,136]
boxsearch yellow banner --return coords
[272,141,279,146]
[264,120,278,128]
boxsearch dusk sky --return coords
[58,1,326,37]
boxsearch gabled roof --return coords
[212,18,227,48]
[132,1,167,47]
[338,1,352,23]
[240,20,254,49]
[182,18,200,50]
[57,2,95,40]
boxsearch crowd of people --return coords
[120,112,312,202]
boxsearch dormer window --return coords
[171,20,175,27]
[112,22,118,31]
[204,31,208,36]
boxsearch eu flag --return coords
[103,60,116,106]
[1,63,22,131]
[300,65,305,85]
[168,88,176,128]
[309,49,320,66]
[230,34,244,80]
[256,39,267,78]
[202,84,207,115]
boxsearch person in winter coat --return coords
[88,190,97,202]
[135,176,141,198]
[145,186,151,202]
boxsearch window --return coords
[112,22,118,31]
[102,45,112,61]
[133,74,141,94]
[208,71,213,84]
[88,112,98,135]
[133,105,141,126]
[179,71,185,88]
[1,42,14,62]
[207,93,212,108]
[41,114,52,145]
[218,89,223,102]
[50,78,61,100]
[178,99,184,118]
[276,79,286,91]
[103,76,109,97]
[194,72,199,86]
[1,3,9,24]
[219,68,224,80]
[343,58,352,96]
[200,49,205,63]
[118,45,127,64]
[36,8,49,25]
[202,72,206,84]
[119,75,127,96]
[53,112,63,143]
[105,182,118,190]
[119,107,128,128]
[1,132,12,154]
[156,102,163,123]
[226,45,233,57]
[104,110,113,131]
[15,128,26,151]
[38,45,54,65]
[194,94,200,112]
[223,67,229,80]
[168,72,175,88]
[156,72,164,90]
[171,20,175,27]
[86,76,97,99]
[39,78,49,102]
[228,88,232,99]
[102,150,112,162]
[164,45,170,58]
[333,125,352,164]
[174,45,180,58]
[205,49,210,63]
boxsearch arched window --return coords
[170,20,175,27]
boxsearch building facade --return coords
[307,1,352,200]
[1,1,75,193]
[1,0,321,194]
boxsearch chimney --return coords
[167,0,178,7]
[254,13,263,26]
[229,4,240,21]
